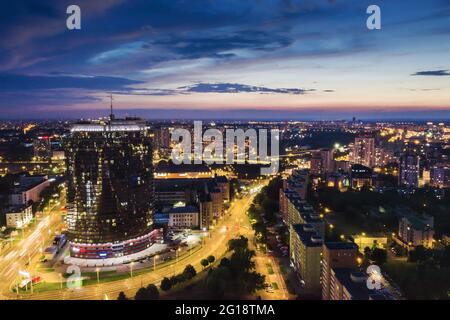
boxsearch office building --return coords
[65,117,156,259]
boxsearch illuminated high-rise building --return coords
[352,136,375,168]
[310,149,334,175]
[398,153,420,188]
[33,136,52,160]
[64,116,155,259]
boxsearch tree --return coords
[370,248,387,265]
[201,259,209,269]
[183,264,197,280]
[160,277,172,291]
[134,287,148,300]
[440,246,450,268]
[207,255,215,264]
[134,284,159,300]
[205,266,231,298]
[117,291,128,300]
[228,236,249,251]
[219,257,230,268]
[229,247,256,273]
[146,284,159,300]
[364,246,371,259]
[408,245,431,263]
[171,274,186,284]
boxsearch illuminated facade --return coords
[398,153,420,188]
[352,136,375,168]
[64,118,155,259]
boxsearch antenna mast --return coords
[109,94,115,120]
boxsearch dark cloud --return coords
[411,70,450,76]
[147,30,294,60]
[179,83,309,95]
[111,83,312,96]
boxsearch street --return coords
[1,180,290,300]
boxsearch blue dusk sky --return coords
[0,0,449,120]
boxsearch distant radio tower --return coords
[109,94,115,120]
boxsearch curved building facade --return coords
[64,118,155,259]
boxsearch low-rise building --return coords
[155,163,213,179]
[9,175,50,205]
[397,215,434,248]
[6,205,33,229]
[352,233,388,253]
[168,205,199,229]
[330,268,394,300]
[350,164,372,189]
[442,234,450,246]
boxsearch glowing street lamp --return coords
[176,248,181,265]
[59,273,63,289]
[153,255,159,272]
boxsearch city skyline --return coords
[0,0,449,119]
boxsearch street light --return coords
[96,268,100,284]
[176,248,181,265]
[59,273,63,289]
[153,255,159,272]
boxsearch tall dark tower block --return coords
[64,118,155,259]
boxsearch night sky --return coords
[0,0,449,120]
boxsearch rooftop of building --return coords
[11,174,48,192]
[215,175,228,183]
[155,162,211,174]
[350,164,372,177]
[168,205,198,214]
[155,176,225,194]
[402,214,433,230]
[324,241,359,251]
[71,117,147,132]
[332,268,393,300]
[6,205,31,213]
[198,192,212,203]
[301,212,323,224]
[292,224,323,247]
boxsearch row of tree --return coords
[117,263,200,300]
[247,177,282,244]
[160,264,197,291]
[203,236,265,298]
